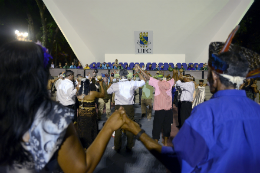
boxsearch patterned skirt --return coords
[77,100,98,148]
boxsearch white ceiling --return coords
[43,0,253,65]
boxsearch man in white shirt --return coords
[57,70,80,121]
[55,72,64,101]
[107,69,146,152]
[176,74,195,128]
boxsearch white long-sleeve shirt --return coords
[57,79,77,106]
[55,79,63,101]
[107,79,145,105]
[176,80,195,102]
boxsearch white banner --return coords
[135,31,153,54]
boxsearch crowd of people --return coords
[1,25,260,173]
[50,60,209,71]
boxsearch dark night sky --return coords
[1,0,260,50]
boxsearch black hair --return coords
[78,79,90,95]
[77,74,81,77]
[65,70,74,77]
[59,72,62,75]
[119,69,128,78]
[0,41,51,165]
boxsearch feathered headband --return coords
[35,41,53,68]
[208,25,260,78]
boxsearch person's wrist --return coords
[130,121,141,135]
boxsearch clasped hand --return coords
[104,107,140,135]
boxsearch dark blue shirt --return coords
[161,90,260,173]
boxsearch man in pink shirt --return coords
[136,65,174,146]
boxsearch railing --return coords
[49,68,208,79]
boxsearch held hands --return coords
[105,107,140,134]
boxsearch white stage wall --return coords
[105,54,185,64]
[43,0,254,66]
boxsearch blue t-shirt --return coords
[161,90,260,173]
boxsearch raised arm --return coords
[135,64,151,80]
[94,80,105,98]
[57,108,126,173]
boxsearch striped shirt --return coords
[149,78,174,110]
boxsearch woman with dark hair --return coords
[0,41,126,173]
[77,62,83,69]
[77,78,105,149]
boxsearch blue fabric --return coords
[70,65,76,69]
[97,67,103,69]
[161,90,260,173]
[172,87,176,103]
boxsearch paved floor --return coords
[94,104,179,173]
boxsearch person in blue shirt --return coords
[104,64,110,69]
[69,62,76,69]
[111,64,117,69]
[124,64,130,70]
[118,27,260,173]
[102,62,106,69]
[97,64,103,69]
[187,64,195,70]
[194,64,200,70]
[91,64,97,69]
[160,65,164,71]
[153,64,159,71]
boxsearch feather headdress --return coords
[209,25,260,78]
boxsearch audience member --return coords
[160,65,164,71]
[84,64,90,69]
[91,64,97,69]
[50,61,55,68]
[102,62,106,68]
[77,62,83,69]
[141,65,146,70]
[98,64,103,69]
[147,64,153,70]
[104,64,111,69]
[58,62,63,68]
[187,64,195,70]
[125,64,129,70]
[112,64,117,69]
[194,64,199,70]
[168,65,173,70]
[173,66,179,70]
[63,62,69,69]
[117,64,123,70]
[180,65,185,71]
[153,64,159,71]
[70,62,76,69]
[200,64,208,70]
